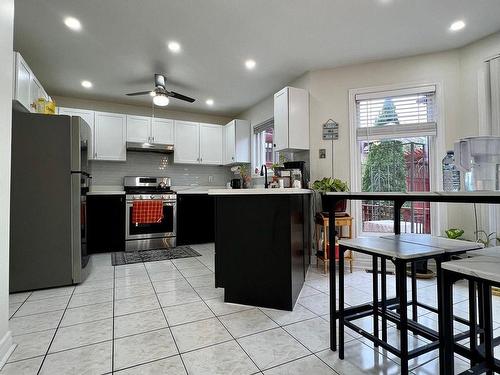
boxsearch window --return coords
[253,118,275,174]
[351,85,438,235]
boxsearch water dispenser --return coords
[454,136,500,191]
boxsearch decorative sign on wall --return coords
[322,119,339,140]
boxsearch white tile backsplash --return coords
[89,152,232,187]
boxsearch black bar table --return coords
[325,192,500,371]
[337,237,445,374]
[441,255,500,375]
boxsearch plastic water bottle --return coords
[442,151,460,191]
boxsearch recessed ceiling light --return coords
[64,17,82,31]
[449,20,466,32]
[153,94,169,106]
[81,80,92,88]
[168,41,181,53]
[245,59,256,70]
[205,99,214,106]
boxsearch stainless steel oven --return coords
[124,177,177,251]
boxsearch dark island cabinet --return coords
[214,193,311,311]
[87,194,125,253]
[177,194,215,246]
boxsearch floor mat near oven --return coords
[111,246,202,266]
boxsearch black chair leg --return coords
[397,260,409,374]
[372,256,379,346]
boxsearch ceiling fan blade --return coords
[126,91,152,96]
[169,91,196,103]
[154,74,166,89]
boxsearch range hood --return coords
[126,142,174,153]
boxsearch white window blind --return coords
[355,85,437,140]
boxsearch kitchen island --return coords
[209,188,312,311]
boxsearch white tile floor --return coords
[3,243,500,374]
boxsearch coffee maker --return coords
[283,161,308,188]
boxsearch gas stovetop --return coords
[124,188,175,195]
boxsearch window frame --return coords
[252,118,276,176]
[348,82,446,237]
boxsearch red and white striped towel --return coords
[132,200,164,224]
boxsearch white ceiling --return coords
[14,0,500,117]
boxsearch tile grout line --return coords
[8,292,32,319]
[142,261,190,375]
[177,259,263,373]
[35,286,76,375]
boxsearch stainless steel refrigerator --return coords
[10,111,91,292]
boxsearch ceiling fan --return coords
[126,74,195,106]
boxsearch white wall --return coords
[239,31,500,239]
[54,96,232,125]
[0,0,15,367]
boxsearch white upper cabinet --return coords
[126,115,151,143]
[94,112,127,161]
[14,53,31,111]
[200,124,223,165]
[13,52,51,113]
[222,119,250,165]
[58,107,96,160]
[174,121,223,165]
[174,121,200,164]
[126,116,174,145]
[273,87,309,152]
[151,118,174,145]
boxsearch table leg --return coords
[339,245,345,359]
[468,280,477,368]
[397,260,409,374]
[329,206,337,351]
[381,258,387,342]
[411,261,418,323]
[440,269,454,375]
[372,255,379,346]
[482,283,494,374]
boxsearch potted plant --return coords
[312,177,349,213]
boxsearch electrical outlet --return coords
[208,175,214,183]
[319,149,326,159]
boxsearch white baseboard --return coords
[0,330,15,370]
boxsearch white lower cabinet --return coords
[174,121,200,164]
[58,107,96,160]
[174,121,223,165]
[200,124,223,165]
[94,112,127,161]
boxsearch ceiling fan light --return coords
[149,91,156,97]
[153,94,169,106]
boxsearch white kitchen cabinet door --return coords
[14,54,31,111]
[174,121,200,164]
[58,107,96,159]
[151,118,174,145]
[199,124,222,165]
[223,121,236,164]
[29,76,43,113]
[273,87,309,151]
[126,115,151,143]
[94,112,127,161]
[273,88,289,152]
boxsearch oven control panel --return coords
[126,194,177,201]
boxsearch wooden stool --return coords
[315,212,354,273]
